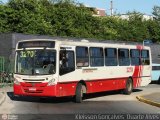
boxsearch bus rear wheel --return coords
[123,78,133,95]
[75,83,84,103]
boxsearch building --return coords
[118,14,154,21]
[85,5,106,17]
[92,8,106,17]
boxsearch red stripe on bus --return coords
[14,75,149,97]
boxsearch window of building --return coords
[76,47,89,67]
[105,48,117,66]
[130,49,141,65]
[118,49,130,66]
[97,10,100,15]
[90,47,104,67]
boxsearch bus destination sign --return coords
[18,41,55,49]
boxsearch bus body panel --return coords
[14,83,57,97]
[151,63,160,81]
[152,71,160,81]
[14,78,126,97]
[141,65,151,86]
[14,75,150,97]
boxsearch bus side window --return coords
[118,49,130,66]
[141,50,150,65]
[76,46,89,67]
[130,49,141,66]
[59,50,75,75]
[105,48,117,66]
[90,47,104,67]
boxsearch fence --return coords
[0,56,14,88]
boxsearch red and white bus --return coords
[14,39,152,103]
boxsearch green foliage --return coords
[0,0,160,42]
[7,0,54,34]
[127,12,149,41]
[146,20,160,42]
[0,4,12,32]
[152,6,160,20]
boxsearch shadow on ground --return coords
[7,89,143,104]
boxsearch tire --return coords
[123,78,133,95]
[75,83,84,103]
[157,77,160,84]
[39,97,46,101]
[13,95,20,100]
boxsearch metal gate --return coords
[0,56,5,87]
[0,56,4,72]
[0,56,14,87]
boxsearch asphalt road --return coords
[0,84,160,120]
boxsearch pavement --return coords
[0,92,6,105]
[136,92,160,108]
[0,86,160,108]
[0,85,8,106]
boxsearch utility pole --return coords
[110,0,113,16]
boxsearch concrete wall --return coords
[149,44,160,64]
[0,33,12,60]
[0,33,56,59]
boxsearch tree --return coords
[0,0,159,42]
[146,20,160,42]
[152,6,160,20]
[0,4,12,32]
[7,0,54,34]
[50,0,98,38]
[126,11,149,41]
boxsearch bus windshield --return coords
[15,50,56,75]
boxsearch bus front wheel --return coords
[123,78,133,95]
[157,77,160,84]
[75,83,84,103]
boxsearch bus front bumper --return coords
[13,83,57,97]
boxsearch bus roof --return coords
[16,39,150,50]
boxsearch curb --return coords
[136,96,160,108]
[0,92,6,106]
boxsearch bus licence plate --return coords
[29,88,36,91]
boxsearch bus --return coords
[151,63,160,84]
[13,39,152,103]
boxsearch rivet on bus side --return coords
[60,87,62,89]
[90,83,92,86]
[72,86,74,88]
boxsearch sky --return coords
[76,0,160,15]
[1,0,160,15]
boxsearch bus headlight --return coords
[47,79,55,86]
[14,78,20,85]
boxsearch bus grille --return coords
[21,82,47,87]
[23,79,45,81]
